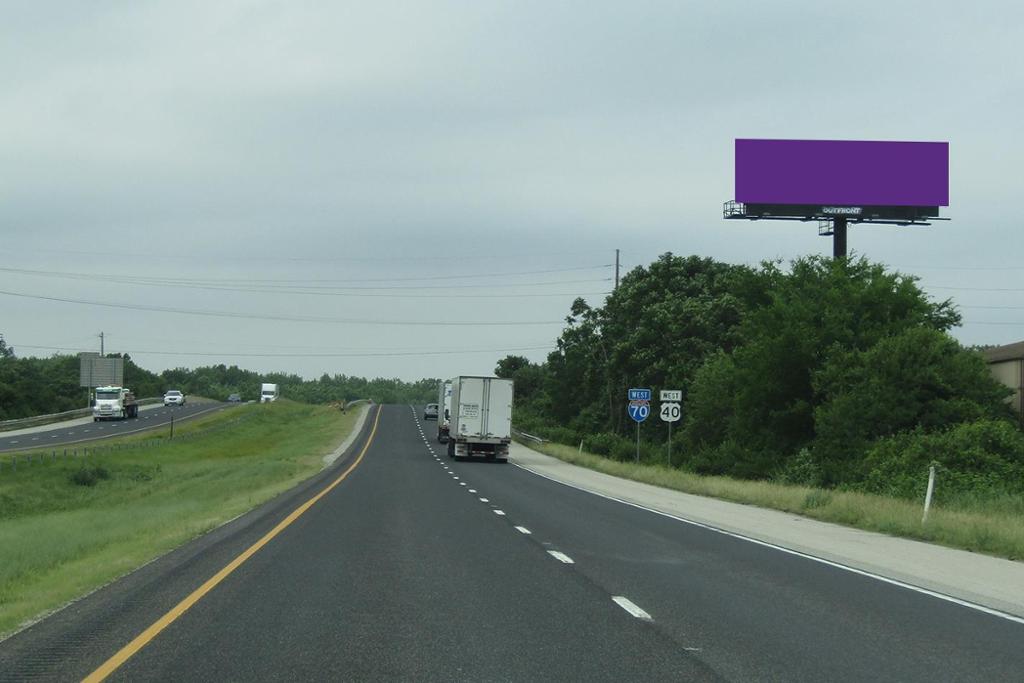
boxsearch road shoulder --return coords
[322,402,370,467]
[510,442,1024,619]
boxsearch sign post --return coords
[659,390,682,466]
[627,388,651,463]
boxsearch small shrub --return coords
[776,448,823,486]
[862,419,1024,501]
[611,436,639,462]
[69,466,110,487]
[128,465,160,482]
[542,425,580,446]
[583,432,624,457]
[802,489,832,510]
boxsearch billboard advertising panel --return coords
[735,139,948,207]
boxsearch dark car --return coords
[423,403,439,420]
[227,393,242,403]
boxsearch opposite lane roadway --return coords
[0,404,1021,680]
[0,402,231,453]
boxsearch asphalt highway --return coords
[1,404,1021,681]
[0,402,230,453]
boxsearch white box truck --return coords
[260,383,279,403]
[447,376,513,461]
[437,380,453,443]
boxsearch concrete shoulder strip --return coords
[322,404,371,468]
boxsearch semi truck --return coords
[446,376,513,461]
[260,383,279,403]
[93,386,139,421]
[437,380,453,443]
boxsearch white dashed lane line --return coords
[416,407,660,632]
[547,551,574,564]
[612,596,653,621]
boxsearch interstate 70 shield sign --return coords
[627,400,650,423]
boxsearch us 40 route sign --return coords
[659,402,681,422]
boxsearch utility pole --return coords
[614,249,620,290]
[99,331,105,356]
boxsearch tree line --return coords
[0,338,437,420]
[496,253,1024,502]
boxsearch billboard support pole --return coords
[833,216,848,260]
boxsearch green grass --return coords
[0,400,364,638]
[523,440,1024,562]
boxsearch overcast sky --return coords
[2,1,1022,383]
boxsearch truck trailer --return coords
[93,386,139,421]
[446,376,513,461]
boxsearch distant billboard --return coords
[735,139,949,208]
[79,353,124,388]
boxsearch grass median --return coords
[0,400,364,638]
[521,440,1024,562]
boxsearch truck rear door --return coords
[455,377,485,438]
[483,379,514,439]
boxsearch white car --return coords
[163,390,186,407]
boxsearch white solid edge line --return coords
[612,596,652,620]
[511,462,1024,626]
[547,550,574,564]
[515,526,532,534]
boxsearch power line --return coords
[0,266,611,295]
[965,321,1024,326]
[0,289,566,327]
[959,305,1024,310]
[0,264,612,285]
[894,265,1024,271]
[105,338,558,353]
[1,246,612,264]
[927,286,1024,292]
[13,343,557,359]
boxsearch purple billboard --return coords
[735,139,949,207]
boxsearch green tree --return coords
[545,253,764,437]
[811,328,1012,483]
[682,255,960,479]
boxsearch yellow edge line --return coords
[83,405,383,682]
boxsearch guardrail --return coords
[511,427,547,444]
[0,398,164,433]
